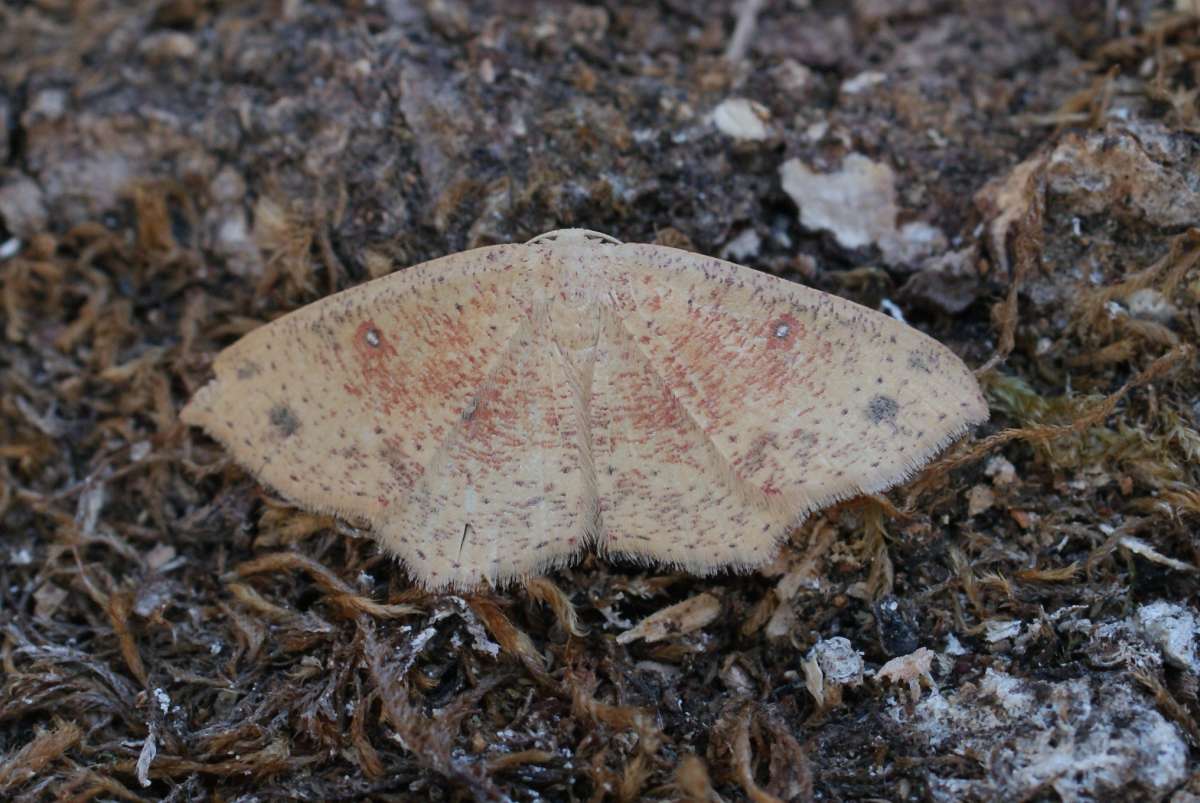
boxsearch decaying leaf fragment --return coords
[803,636,864,711]
[616,592,722,645]
[183,229,988,589]
[877,647,936,702]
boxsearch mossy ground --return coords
[1,2,1197,800]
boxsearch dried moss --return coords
[1,2,1198,801]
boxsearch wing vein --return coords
[606,309,764,507]
[549,330,600,544]
[404,318,534,519]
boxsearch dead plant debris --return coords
[1,2,1197,801]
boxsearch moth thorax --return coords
[544,303,602,355]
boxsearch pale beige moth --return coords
[183,230,987,589]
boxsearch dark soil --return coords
[1,1,1198,801]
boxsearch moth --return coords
[183,229,987,589]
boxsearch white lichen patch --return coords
[894,669,1189,801]
[1135,601,1199,673]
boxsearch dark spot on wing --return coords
[907,352,932,373]
[865,394,898,425]
[269,404,300,437]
